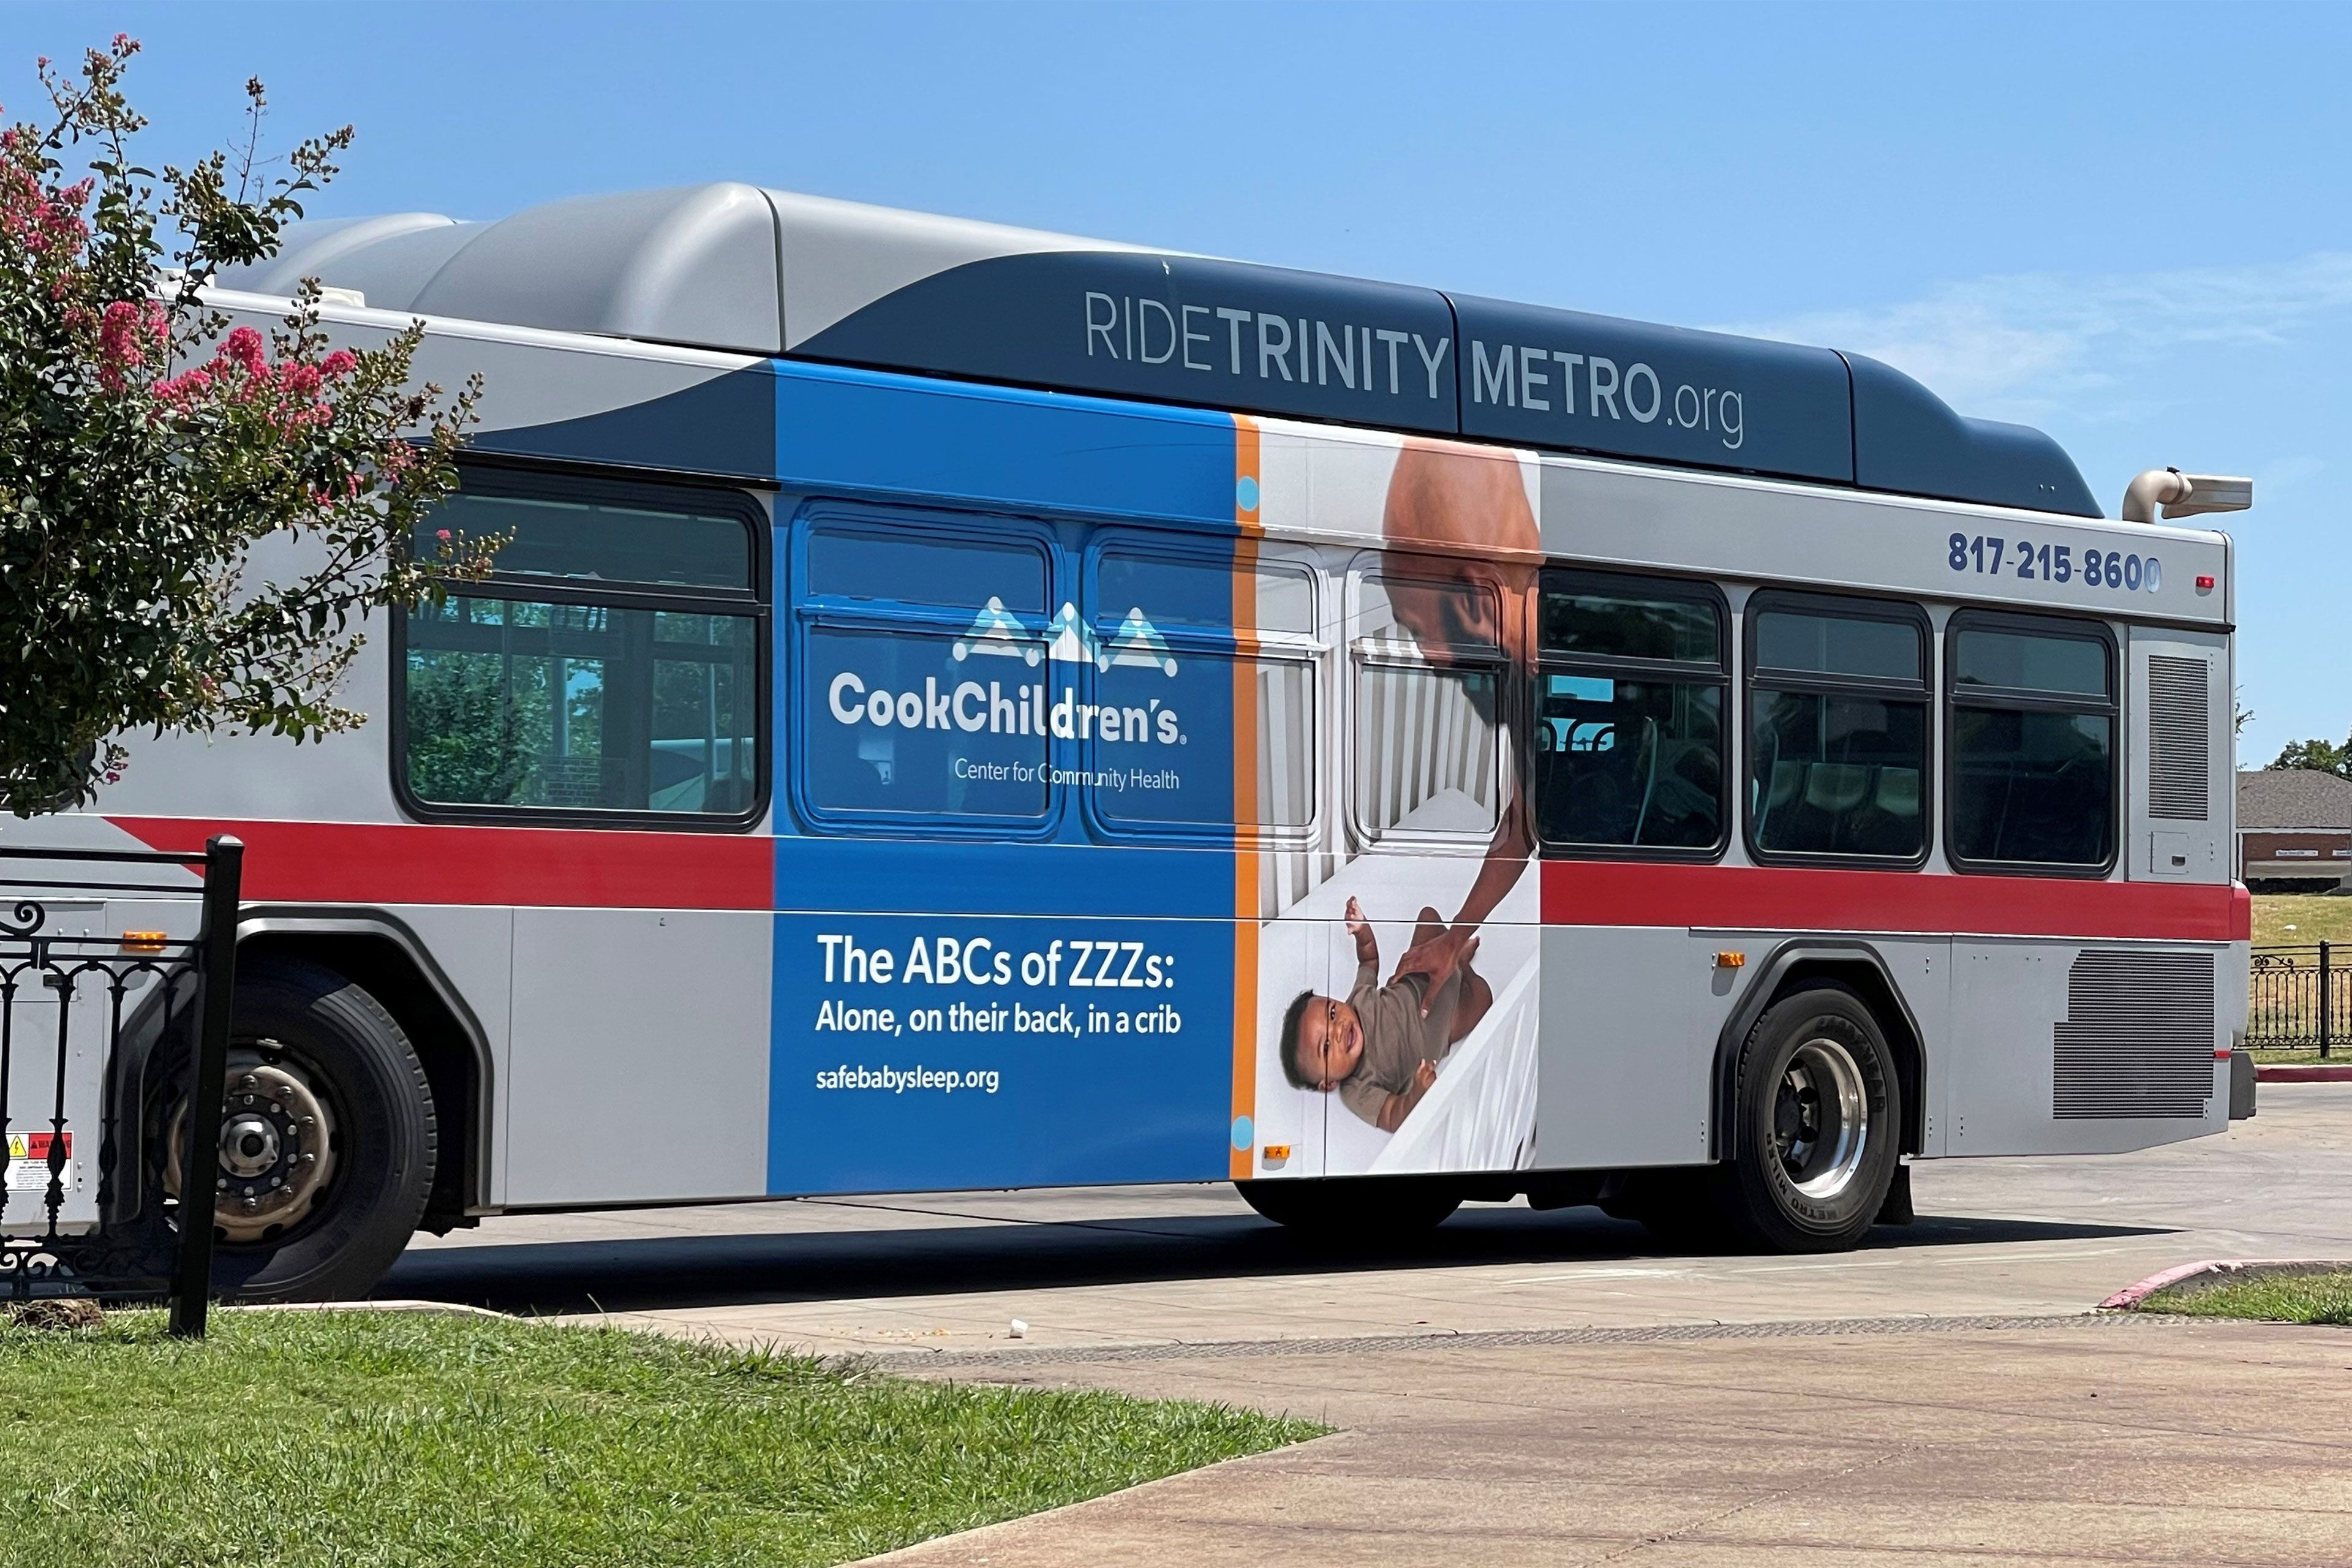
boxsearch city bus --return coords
[52,184,2252,1300]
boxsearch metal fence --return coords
[2247,942,2351,1056]
[0,836,241,1335]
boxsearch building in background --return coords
[2237,769,2352,889]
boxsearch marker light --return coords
[1713,951,1746,968]
[2196,575,2217,591]
[119,931,168,955]
[1263,1144,1292,1161]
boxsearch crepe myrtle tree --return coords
[0,36,496,816]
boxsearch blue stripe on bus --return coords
[774,837,1237,919]
[774,359,1238,527]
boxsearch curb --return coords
[2256,1063,2352,1082]
[2099,1259,2352,1311]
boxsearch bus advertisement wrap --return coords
[771,908,1234,1192]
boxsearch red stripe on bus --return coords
[105,818,772,910]
[1541,859,2249,943]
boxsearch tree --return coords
[0,37,494,815]
[2271,736,2352,780]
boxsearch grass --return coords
[2250,893,2352,948]
[0,1309,1322,1568]
[2139,1270,2352,1325]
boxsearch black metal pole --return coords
[2322,941,2333,1063]
[168,835,242,1339]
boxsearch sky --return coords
[9,0,2350,763]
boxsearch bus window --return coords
[1352,660,1500,839]
[1536,570,1727,854]
[808,527,1047,614]
[1947,614,2116,871]
[797,514,1054,831]
[420,489,753,590]
[1085,546,1320,839]
[1747,595,1929,863]
[398,472,764,824]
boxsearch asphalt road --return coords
[388,1083,2352,1354]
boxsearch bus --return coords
[56,183,2252,1300]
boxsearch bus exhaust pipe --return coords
[2122,467,2253,522]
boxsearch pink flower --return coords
[154,367,213,403]
[276,361,322,398]
[435,528,452,541]
[221,325,267,374]
[99,301,152,383]
[320,349,357,377]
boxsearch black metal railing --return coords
[0,835,240,1335]
[2247,941,2350,1056]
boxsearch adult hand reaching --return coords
[1390,927,1479,1012]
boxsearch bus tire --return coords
[172,956,438,1302]
[1235,1177,1460,1238]
[1720,982,1900,1253]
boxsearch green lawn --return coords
[0,1310,1320,1568]
[2251,893,2352,948]
[2138,1270,2352,1325]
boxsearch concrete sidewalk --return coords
[861,1316,2352,1567]
[391,1085,2352,1356]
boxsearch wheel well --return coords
[1714,951,1926,1161]
[236,929,489,1229]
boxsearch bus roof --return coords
[221,183,2100,519]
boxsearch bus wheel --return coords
[164,956,437,1302]
[1235,1177,1461,1239]
[1721,982,1899,1253]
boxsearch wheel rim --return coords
[1773,1036,1869,1201]
[165,1043,341,1244]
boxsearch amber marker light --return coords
[119,931,168,955]
[1713,951,1746,968]
[1263,1144,1292,1160]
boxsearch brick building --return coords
[2237,769,2352,889]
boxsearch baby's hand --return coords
[1344,897,1366,935]
[1412,1060,1438,1093]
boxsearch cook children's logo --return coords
[827,601,1185,744]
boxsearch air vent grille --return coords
[2052,949,2215,1120]
[2146,655,2211,821]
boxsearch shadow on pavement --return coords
[381,1204,2169,1317]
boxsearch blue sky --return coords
[10,1,2349,761]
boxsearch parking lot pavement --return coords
[853,1317,2352,1567]
[386,1084,2352,1354]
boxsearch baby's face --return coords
[1295,995,1365,1090]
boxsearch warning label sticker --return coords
[3,1131,74,1193]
